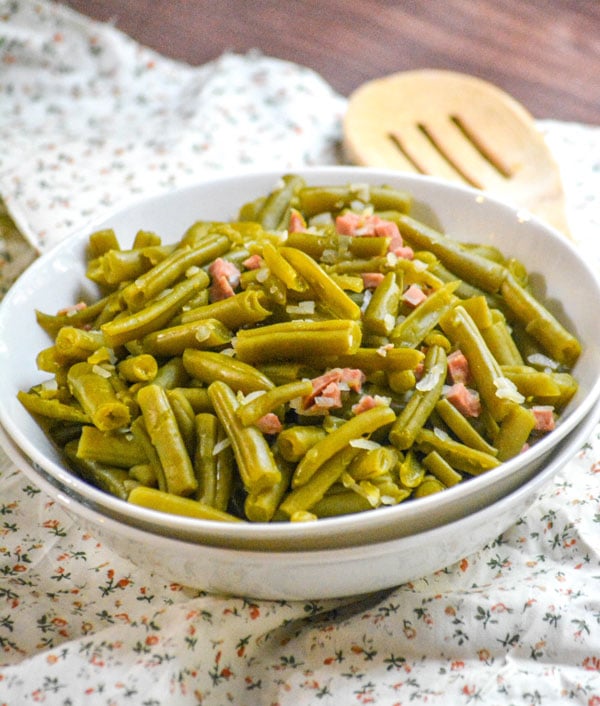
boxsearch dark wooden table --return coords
[61,0,600,125]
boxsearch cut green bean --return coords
[137,384,198,497]
[128,485,243,522]
[67,361,131,431]
[183,349,274,394]
[101,270,208,347]
[293,404,396,487]
[389,345,447,451]
[208,380,282,493]
[234,319,362,364]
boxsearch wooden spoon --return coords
[343,69,570,237]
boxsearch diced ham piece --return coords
[351,394,377,415]
[447,349,471,385]
[373,219,400,239]
[338,367,366,392]
[335,213,414,260]
[255,412,283,435]
[57,301,87,316]
[361,272,385,289]
[301,367,366,414]
[531,405,555,432]
[288,209,307,233]
[445,383,482,418]
[242,254,263,270]
[402,284,428,308]
[390,244,415,260]
[414,360,425,381]
[208,257,241,301]
[316,382,342,409]
[335,211,364,235]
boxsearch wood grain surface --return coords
[60,0,600,124]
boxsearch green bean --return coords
[65,440,138,501]
[533,372,577,410]
[500,272,581,366]
[279,446,361,516]
[435,398,498,455]
[499,365,561,399]
[348,444,399,480]
[244,457,293,522]
[236,379,313,426]
[151,356,190,389]
[277,425,328,463]
[183,349,274,394]
[141,318,232,356]
[132,229,162,249]
[117,354,158,382]
[17,390,90,424]
[128,485,243,523]
[416,428,501,475]
[120,238,223,311]
[387,369,417,394]
[363,272,402,336]
[493,404,536,462]
[460,295,494,330]
[193,412,220,507]
[87,244,175,287]
[297,185,412,216]
[67,361,131,431]
[440,305,515,422]
[390,281,459,348]
[88,228,120,257]
[170,386,212,413]
[255,174,305,230]
[75,425,147,468]
[389,345,447,451]
[35,295,113,337]
[53,327,106,362]
[129,463,158,487]
[315,347,424,374]
[413,475,446,498]
[208,380,282,493]
[137,384,198,497]
[101,271,208,347]
[399,449,426,488]
[422,450,462,487]
[279,246,362,320]
[130,416,167,492]
[480,314,524,366]
[309,490,374,517]
[234,319,362,364]
[167,388,197,456]
[397,214,507,293]
[292,404,396,487]
[262,241,308,292]
[255,362,320,386]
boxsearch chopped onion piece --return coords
[416,363,445,392]
[494,376,525,403]
[349,438,381,450]
[527,353,559,370]
[212,437,231,456]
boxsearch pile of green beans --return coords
[18,175,581,524]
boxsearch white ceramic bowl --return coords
[2,399,598,599]
[1,167,599,553]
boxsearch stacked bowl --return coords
[1,167,599,600]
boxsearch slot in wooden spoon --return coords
[343,69,570,237]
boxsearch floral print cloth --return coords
[1,1,600,704]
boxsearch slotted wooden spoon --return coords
[343,69,570,237]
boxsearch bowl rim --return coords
[1,166,599,547]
